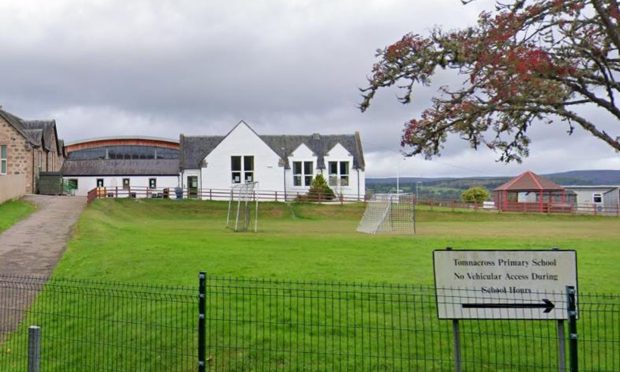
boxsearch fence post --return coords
[567,286,578,372]
[452,319,462,372]
[28,325,41,372]
[198,272,206,372]
[557,320,566,371]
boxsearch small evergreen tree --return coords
[306,174,335,201]
[461,186,490,204]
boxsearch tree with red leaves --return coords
[360,0,620,162]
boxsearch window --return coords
[123,178,130,190]
[231,156,254,184]
[96,179,104,187]
[293,161,313,186]
[593,193,603,203]
[328,161,349,187]
[0,145,6,175]
[149,178,157,189]
[67,179,78,190]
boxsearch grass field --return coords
[53,199,620,291]
[0,199,35,233]
[2,199,618,371]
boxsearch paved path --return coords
[0,195,86,276]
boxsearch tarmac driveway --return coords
[0,195,86,276]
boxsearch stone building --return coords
[0,108,64,198]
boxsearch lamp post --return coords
[416,181,421,203]
[396,155,406,196]
[281,147,287,201]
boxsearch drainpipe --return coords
[31,147,35,193]
[356,168,360,201]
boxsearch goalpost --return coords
[226,182,259,232]
[357,193,416,234]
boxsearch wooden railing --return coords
[84,187,620,216]
[85,186,367,204]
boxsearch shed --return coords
[563,185,620,215]
[493,171,571,213]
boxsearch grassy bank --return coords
[52,199,620,291]
[0,199,35,233]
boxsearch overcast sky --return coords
[1,0,618,178]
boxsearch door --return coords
[187,176,198,198]
[593,193,604,212]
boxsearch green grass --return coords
[0,199,35,233]
[52,199,620,291]
[2,199,618,371]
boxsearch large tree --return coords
[360,0,620,162]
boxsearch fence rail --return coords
[86,186,367,204]
[1,274,618,371]
[85,187,620,216]
[0,275,197,371]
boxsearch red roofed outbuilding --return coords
[494,171,571,213]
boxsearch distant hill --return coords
[366,170,620,200]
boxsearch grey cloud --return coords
[0,0,616,179]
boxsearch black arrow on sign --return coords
[462,299,555,313]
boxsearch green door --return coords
[187,176,198,198]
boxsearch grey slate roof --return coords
[61,159,179,176]
[0,108,31,140]
[179,135,224,169]
[0,109,62,153]
[179,131,365,171]
[22,120,57,152]
[24,129,43,147]
[261,133,365,170]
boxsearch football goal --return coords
[226,182,259,232]
[357,193,416,234]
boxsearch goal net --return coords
[226,182,259,232]
[357,193,415,234]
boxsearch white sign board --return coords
[433,250,577,320]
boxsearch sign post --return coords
[433,249,578,371]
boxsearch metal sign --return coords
[433,249,577,320]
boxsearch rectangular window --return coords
[244,156,254,183]
[149,178,157,189]
[340,161,349,186]
[328,162,338,186]
[123,178,130,190]
[67,178,78,190]
[328,161,349,187]
[231,156,254,184]
[231,156,241,183]
[593,193,602,203]
[0,145,6,175]
[96,179,104,187]
[293,161,314,186]
[293,162,302,186]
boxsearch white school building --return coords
[62,121,366,200]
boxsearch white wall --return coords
[180,169,201,189]
[201,123,283,191]
[64,176,179,197]
[323,143,364,199]
[287,143,317,195]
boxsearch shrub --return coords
[299,174,335,202]
[461,186,490,204]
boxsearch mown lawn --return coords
[0,199,35,233]
[53,199,620,292]
[2,199,618,371]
